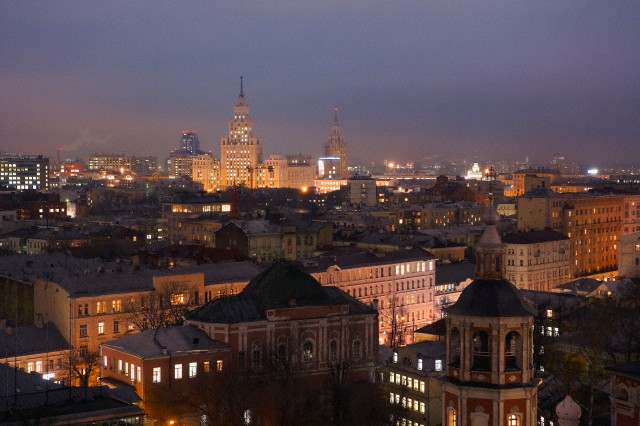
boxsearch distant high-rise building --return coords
[179,131,201,154]
[0,154,49,190]
[323,107,349,179]
[168,131,208,179]
[220,77,262,188]
[87,154,130,173]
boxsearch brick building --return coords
[100,325,231,418]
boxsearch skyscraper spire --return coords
[324,106,349,179]
[240,75,244,98]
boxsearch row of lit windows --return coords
[389,372,428,391]
[389,392,426,414]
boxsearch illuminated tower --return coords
[323,107,349,179]
[442,202,538,426]
[220,77,262,188]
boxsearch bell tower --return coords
[442,202,539,426]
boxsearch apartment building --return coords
[503,229,571,291]
[305,246,436,346]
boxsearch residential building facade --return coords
[503,229,571,291]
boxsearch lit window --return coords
[302,340,314,363]
[171,293,186,305]
[152,367,161,383]
[189,362,197,378]
[35,361,42,373]
[435,359,443,371]
[417,357,423,370]
[448,408,457,426]
[98,322,104,335]
[174,364,183,379]
[508,414,520,426]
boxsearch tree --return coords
[124,282,199,330]
[64,347,101,398]
[380,295,410,348]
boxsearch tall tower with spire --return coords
[441,200,539,426]
[220,77,263,188]
[323,107,349,179]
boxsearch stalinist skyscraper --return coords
[220,77,263,188]
[323,107,349,179]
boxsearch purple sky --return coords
[1,1,639,167]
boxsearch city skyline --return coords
[1,1,639,167]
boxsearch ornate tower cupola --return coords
[441,201,539,426]
[475,199,505,280]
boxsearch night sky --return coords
[1,1,639,167]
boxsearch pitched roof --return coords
[101,325,229,359]
[186,261,375,324]
[0,322,69,357]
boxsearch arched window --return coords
[251,341,262,370]
[352,340,362,359]
[277,343,287,366]
[448,407,457,426]
[472,331,490,371]
[507,414,520,426]
[329,339,338,362]
[302,340,314,363]
[505,331,522,371]
[450,327,461,366]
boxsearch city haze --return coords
[1,1,639,166]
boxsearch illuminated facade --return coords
[0,154,49,190]
[503,229,571,291]
[192,153,220,192]
[220,77,262,188]
[518,190,623,277]
[308,247,436,346]
[87,154,130,173]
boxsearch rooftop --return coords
[446,279,537,317]
[186,261,375,324]
[502,228,569,244]
[101,325,229,359]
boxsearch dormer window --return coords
[417,357,423,371]
[392,351,398,363]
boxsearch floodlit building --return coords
[503,229,571,291]
[220,77,262,188]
